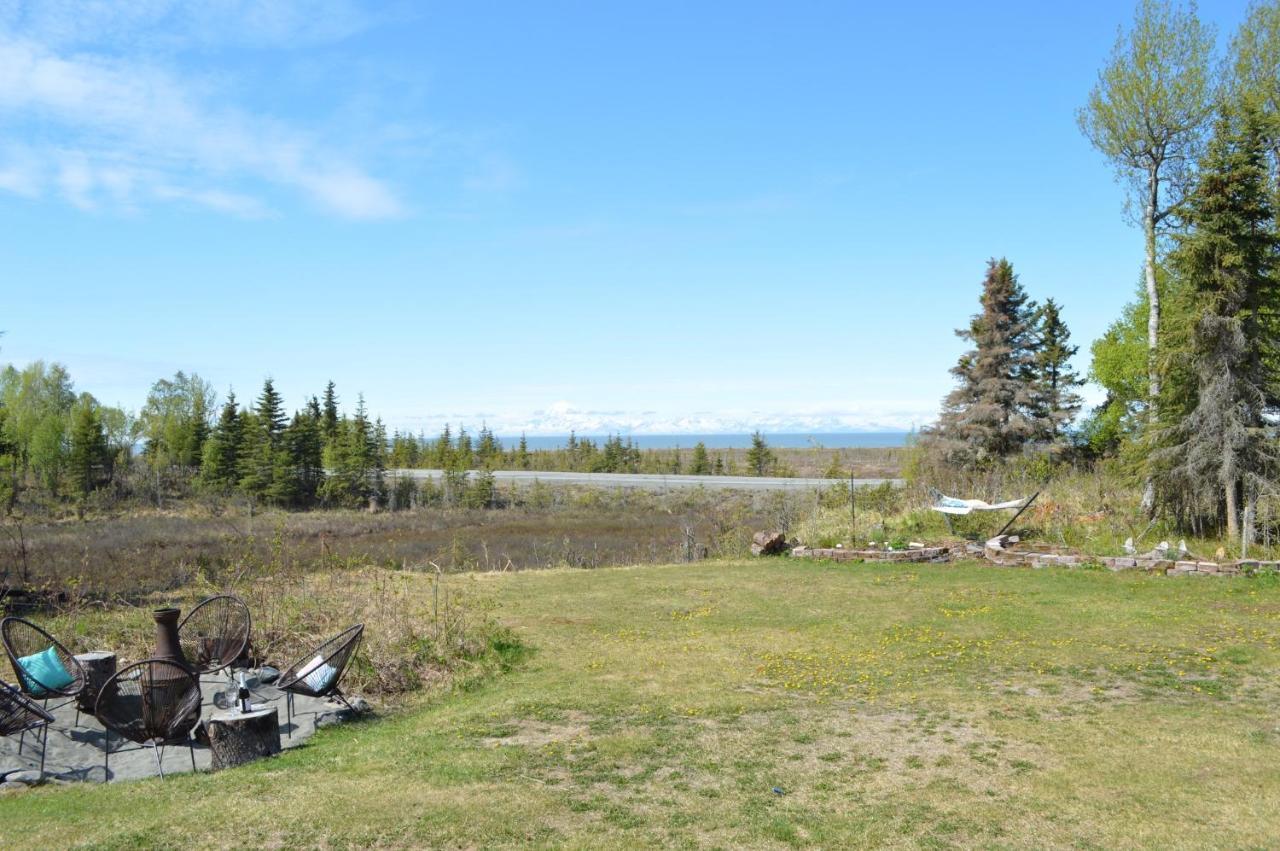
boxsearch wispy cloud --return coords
[0,0,376,52]
[0,2,405,218]
[392,399,937,436]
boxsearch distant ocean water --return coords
[500,433,911,450]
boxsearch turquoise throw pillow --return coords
[17,646,74,695]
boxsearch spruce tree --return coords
[370,415,388,505]
[238,379,283,500]
[322,381,339,440]
[265,426,300,507]
[516,433,530,469]
[255,378,286,443]
[433,424,453,469]
[1158,105,1280,542]
[745,431,775,476]
[477,425,501,466]
[1029,298,1085,443]
[927,258,1039,465]
[238,412,273,500]
[289,408,326,505]
[454,426,473,470]
[66,394,109,501]
[690,442,711,475]
[319,417,363,507]
[200,391,243,490]
[823,453,845,479]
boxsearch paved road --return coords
[388,469,901,492]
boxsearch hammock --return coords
[928,489,1040,538]
[929,492,1033,516]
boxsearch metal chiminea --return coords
[147,607,200,729]
[152,608,190,669]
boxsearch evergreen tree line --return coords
[0,370,392,511]
[198,380,387,509]
[1080,0,1280,544]
[0,360,798,516]
[385,428,780,477]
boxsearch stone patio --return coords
[0,667,365,787]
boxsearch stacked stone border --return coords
[788,536,1279,577]
[983,535,1280,576]
[790,545,952,563]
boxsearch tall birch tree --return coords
[1078,0,1215,509]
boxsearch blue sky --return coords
[0,1,1253,435]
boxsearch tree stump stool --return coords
[74,651,116,714]
[207,707,281,771]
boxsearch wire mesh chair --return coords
[178,595,251,706]
[0,679,55,776]
[1,616,87,725]
[276,624,364,738]
[94,659,202,781]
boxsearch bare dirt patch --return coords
[484,710,593,748]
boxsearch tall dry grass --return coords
[32,548,519,702]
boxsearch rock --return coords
[348,696,371,714]
[315,708,346,728]
[256,665,281,685]
[0,781,28,792]
[4,770,43,785]
[751,531,788,556]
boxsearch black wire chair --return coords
[0,679,55,776]
[1,616,87,725]
[178,595,252,705]
[276,624,364,738]
[94,659,202,781]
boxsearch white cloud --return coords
[0,1,375,51]
[0,8,405,219]
[152,184,271,218]
[0,147,39,196]
[392,400,938,437]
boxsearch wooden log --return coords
[74,651,117,714]
[207,707,281,771]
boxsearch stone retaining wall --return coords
[983,536,1280,576]
[791,545,951,563]
[788,535,1278,577]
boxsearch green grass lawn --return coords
[4,559,1280,849]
